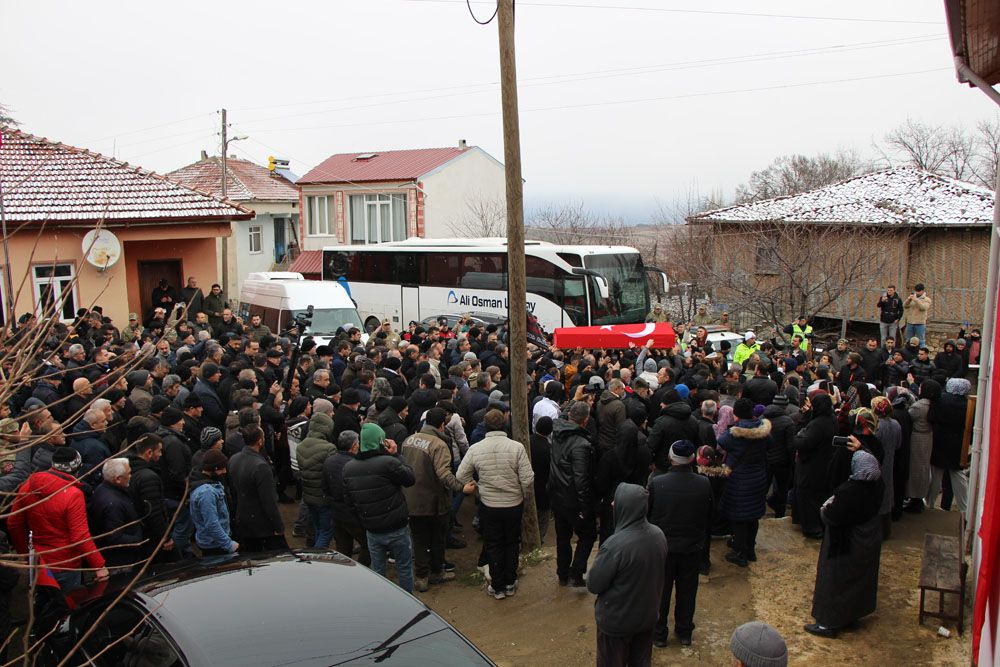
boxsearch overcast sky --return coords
[3,0,992,221]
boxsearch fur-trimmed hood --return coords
[728,418,772,440]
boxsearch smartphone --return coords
[832,436,850,448]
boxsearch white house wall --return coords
[420,148,506,239]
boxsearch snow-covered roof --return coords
[0,129,253,225]
[689,167,994,227]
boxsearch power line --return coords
[401,0,944,25]
[86,112,215,144]
[466,0,499,23]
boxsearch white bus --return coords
[320,238,668,333]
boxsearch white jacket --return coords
[456,431,534,508]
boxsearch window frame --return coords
[348,193,407,244]
[32,262,78,322]
[248,225,263,254]
[306,195,332,237]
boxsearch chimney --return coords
[200,150,208,160]
[458,139,467,149]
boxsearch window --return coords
[306,195,331,236]
[63,601,182,666]
[754,241,780,275]
[348,194,407,244]
[33,263,78,321]
[248,225,262,254]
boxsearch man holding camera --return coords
[876,285,904,344]
[903,284,931,347]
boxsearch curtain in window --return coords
[367,197,378,244]
[379,197,391,243]
[392,194,407,240]
[350,195,366,244]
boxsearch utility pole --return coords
[220,108,231,300]
[498,0,540,552]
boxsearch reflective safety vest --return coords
[792,323,813,351]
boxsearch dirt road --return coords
[413,507,970,666]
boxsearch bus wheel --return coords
[364,316,381,334]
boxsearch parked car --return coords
[41,551,494,666]
[420,312,506,330]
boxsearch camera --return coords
[832,436,850,447]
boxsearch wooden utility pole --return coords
[498,0,540,552]
[220,108,231,299]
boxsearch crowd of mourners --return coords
[0,279,978,666]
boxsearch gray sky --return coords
[3,0,989,221]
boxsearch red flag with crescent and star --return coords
[551,322,677,350]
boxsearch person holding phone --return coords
[902,283,932,347]
[876,285,904,344]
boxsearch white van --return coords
[238,272,366,346]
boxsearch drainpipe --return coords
[953,57,1000,553]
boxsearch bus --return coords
[320,238,668,333]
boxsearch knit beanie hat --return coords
[535,416,553,437]
[51,447,82,473]
[730,621,787,667]
[150,395,171,415]
[200,427,223,450]
[675,384,690,399]
[669,440,696,465]
[202,448,228,472]
[772,394,789,407]
[360,423,386,453]
[389,396,408,413]
[753,404,766,418]
[733,398,754,420]
[161,406,184,428]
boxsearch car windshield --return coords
[293,308,362,335]
[584,253,649,325]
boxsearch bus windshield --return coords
[584,254,649,325]
[292,308,363,335]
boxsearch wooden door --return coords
[138,259,183,320]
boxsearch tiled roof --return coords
[168,156,298,202]
[288,250,323,275]
[689,167,994,227]
[299,146,470,184]
[0,129,252,224]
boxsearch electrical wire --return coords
[467,0,499,23]
[402,0,944,25]
[85,112,215,144]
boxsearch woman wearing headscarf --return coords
[927,378,972,512]
[827,408,884,491]
[886,386,914,519]
[904,379,940,513]
[718,398,771,567]
[871,397,901,539]
[792,392,837,539]
[713,404,736,442]
[805,449,885,638]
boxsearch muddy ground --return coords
[286,502,970,666]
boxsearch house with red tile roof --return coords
[290,141,504,277]
[169,152,299,295]
[0,129,251,328]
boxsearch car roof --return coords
[127,551,492,666]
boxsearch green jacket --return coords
[733,341,761,366]
[296,413,337,506]
[203,293,228,326]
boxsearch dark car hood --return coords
[125,552,493,666]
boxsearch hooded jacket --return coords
[587,484,667,636]
[190,478,237,552]
[547,418,596,516]
[375,406,409,445]
[647,402,700,472]
[296,413,337,506]
[595,390,626,452]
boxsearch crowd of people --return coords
[0,277,975,664]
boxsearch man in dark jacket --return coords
[406,374,439,432]
[877,285,904,343]
[934,340,965,379]
[548,401,597,587]
[648,441,713,647]
[89,457,143,568]
[343,423,416,592]
[296,412,337,548]
[323,430,370,566]
[376,357,408,396]
[157,407,194,557]
[128,434,174,560]
[228,426,286,552]
[587,483,667,666]
[647,391,701,473]
[193,363,226,429]
[596,380,627,453]
[376,396,410,445]
[333,389,363,438]
[742,365,778,407]
[859,338,887,388]
[762,395,796,519]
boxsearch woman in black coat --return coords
[806,449,885,637]
[718,399,771,567]
[792,393,836,539]
[927,378,971,513]
[886,386,914,520]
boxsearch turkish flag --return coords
[552,322,677,350]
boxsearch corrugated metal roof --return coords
[298,147,470,184]
[168,156,298,202]
[689,167,994,227]
[0,129,252,224]
[288,250,323,275]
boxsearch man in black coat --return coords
[858,338,887,389]
[587,483,667,665]
[89,457,144,568]
[323,430,370,566]
[548,402,597,587]
[742,365,778,407]
[343,423,416,592]
[333,389,363,438]
[647,440,713,648]
[646,390,700,473]
[127,434,173,560]
[157,408,194,557]
[228,426,286,553]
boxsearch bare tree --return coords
[0,103,19,128]
[734,150,869,203]
[876,115,1000,188]
[526,202,636,245]
[447,195,507,238]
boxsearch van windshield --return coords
[292,308,363,335]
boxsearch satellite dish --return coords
[82,229,122,271]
